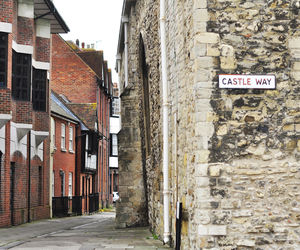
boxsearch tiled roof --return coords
[50,92,79,123]
[76,51,104,80]
[67,103,97,130]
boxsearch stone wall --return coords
[117,0,300,248]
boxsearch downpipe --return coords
[160,0,170,244]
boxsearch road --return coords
[0,212,171,250]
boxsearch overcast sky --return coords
[52,0,123,82]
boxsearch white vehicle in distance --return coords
[113,192,119,202]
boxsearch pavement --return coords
[0,212,172,250]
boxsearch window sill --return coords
[69,150,75,154]
[61,148,67,152]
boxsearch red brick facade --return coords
[51,35,98,104]
[0,0,68,227]
[51,35,112,208]
[52,118,76,198]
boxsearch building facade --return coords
[116,0,300,249]
[51,35,112,208]
[109,83,121,201]
[0,0,68,227]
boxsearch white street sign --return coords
[219,74,276,89]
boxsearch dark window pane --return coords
[12,50,31,100]
[0,32,7,88]
[32,68,47,111]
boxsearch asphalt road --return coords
[0,212,171,250]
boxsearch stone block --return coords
[196,150,210,163]
[195,122,214,137]
[194,88,213,99]
[237,239,255,247]
[198,225,227,235]
[208,165,221,177]
[194,57,215,70]
[283,124,295,132]
[196,187,211,198]
[288,37,300,49]
[207,44,220,57]
[196,177,210,187]
[195,164,208,176]
[194,0,207,9]
[196,33,220,44]
[216,124,228,136]
[233,210,253,217]
[292,61,300,70]
[194,69,212,82]
[291,71,300,81]
[290,49,300,59]
[193,43,207,57]
[193,9,209,22]
[194,21,207,33]
[220,56,237,70]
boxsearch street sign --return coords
[219,74,276,89]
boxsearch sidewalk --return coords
[0,212,172,250]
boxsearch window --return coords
[69,126,73,151]
[51,118,55,148]
[68,173,73,197]
[61,123,66,150]
[32,68,47,111]
[12,50,31,101]
[111,134,118,156]
[0,32,8,88]
[111,97,120,117]
[60,171,65,197]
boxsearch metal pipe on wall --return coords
[160,0,170,244]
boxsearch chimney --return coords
[76,39,79,47]
[81,42,85,48]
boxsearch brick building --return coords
[109,83,120,200]
[116,0,300,249]
[51,35,112,208]
[0,0,68,227]
[50,91,79,216]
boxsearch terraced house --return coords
[0,0,68,227]
[116,0,300,249]
[51,35,113,209]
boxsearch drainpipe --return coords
[160,0,170,244]
[122,16,129,89]
[28,131,31,223]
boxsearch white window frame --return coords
[68,172,73,197]
[61,123,66,150]
[51,118,55,148]
[112,134,118,156]
[69,126,73,152]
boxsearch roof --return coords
[50,92,80,123]
[67,103,97,131]
[76,51,104,80]
[34,0,70,34]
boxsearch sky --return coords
[52,0,124,82]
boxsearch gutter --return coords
[160,0,170,244]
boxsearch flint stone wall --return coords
[117,0,300,248]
